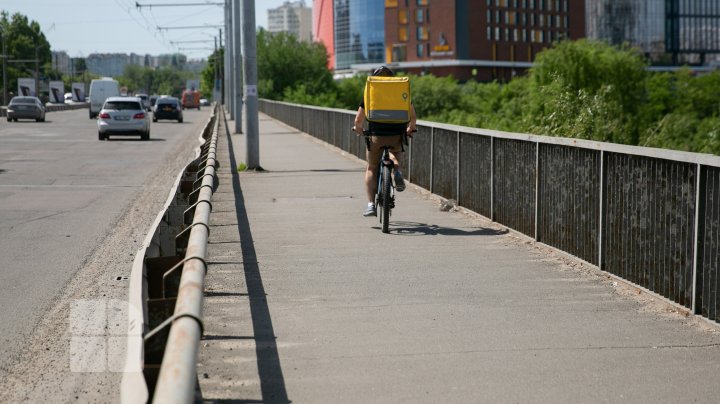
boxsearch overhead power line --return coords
[157,24,223,30]
[169,39,215,44]
[136,1,223,8]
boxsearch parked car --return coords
[88,78,120,119]
[97,96,150,140]
[200,98,210,106]
[6,96,46,122]
[153,97,183,123]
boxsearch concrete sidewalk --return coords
[197,111,720,404]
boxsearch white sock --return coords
[368,202,374,208]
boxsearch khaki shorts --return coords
[366,135,404,168]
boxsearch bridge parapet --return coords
[260,99,720,325]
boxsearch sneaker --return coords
[363,204,377,217]
[394,170,406,192]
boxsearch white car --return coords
[97,96,151,141]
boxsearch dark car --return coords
[153,97,183,123]
[7,96,46,122]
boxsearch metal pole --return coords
[233,0,243,133]
[35,46,40,97]
[225,0,233,117]
[242,0,259,166]
[2,30,7,106]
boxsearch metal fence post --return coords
[534,142,540,241]
[456,131,461,203]
[691,163,702,314]
[598,150,606,271]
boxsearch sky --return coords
[2,0,297,59]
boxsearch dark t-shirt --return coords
[360,100,408,136]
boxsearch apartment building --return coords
[377,0,585,81]
[587,0,720,64]
[268,0,313,42]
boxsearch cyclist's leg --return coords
[365,138,383,203]
[365,163,378,203]
[386,135,406,191]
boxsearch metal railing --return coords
[121,105,219,403]
[0,102,88,116]
[260,99,720,324]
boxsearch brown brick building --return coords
[374,0,586,81]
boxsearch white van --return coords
[88,78,120,119]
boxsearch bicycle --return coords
[361,129,413,234]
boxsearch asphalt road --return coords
[0,107,210,372]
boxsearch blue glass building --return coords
[334,0,385,70]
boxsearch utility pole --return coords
[242,0,259,168]
[217,28,222,103]
[232,0,243,133]
[35,46,40,97]
[225,0,233,118]
[1,29,7,106]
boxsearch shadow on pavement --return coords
[224,115,290,404]
[379,221,509,237]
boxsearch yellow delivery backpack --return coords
[363,76,411,124]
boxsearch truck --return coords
[181,89,201,110]
[88,78,120,119]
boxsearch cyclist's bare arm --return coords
[353,107,365,135]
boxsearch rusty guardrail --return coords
[121,105,219,403]
[259,98,720,326]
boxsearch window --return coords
[416,9,424,23]
[509,11,516,24]
[496,10,501,24]
[495,27,500,40]
[513,28,519,41]
[487,10,491,24]
[417,0,428,5]
[487,26,492,40]
[399,27,408,41]
[386,0,398,6]
[417,43,424,57]
[398,9,408,24]
[392,45,407,62]
[417,26,429,40]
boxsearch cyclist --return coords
[352,66,417,217]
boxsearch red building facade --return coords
[382,0,585,81]
[313,0,335,69]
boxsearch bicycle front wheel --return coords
[380,164,392,233]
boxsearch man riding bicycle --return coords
[352,66,417,217]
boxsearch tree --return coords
[256,29,335,100]
[526,39,648,144]
[200,48,223,100]
[1,11,52,100]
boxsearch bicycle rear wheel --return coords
[380,164,392,233]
